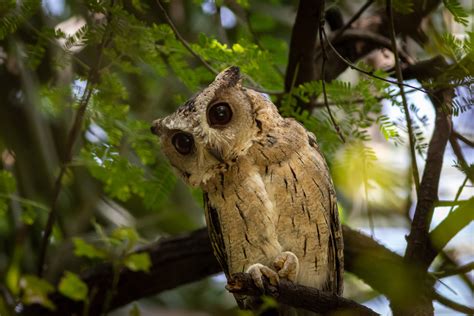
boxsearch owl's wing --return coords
[203,193,230,278]
[328,185,344,295]
[308,131,344,295]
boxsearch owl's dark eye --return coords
[172,132,194,155]
[208,102,232,126]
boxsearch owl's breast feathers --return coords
[203,117,343,295]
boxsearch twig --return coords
[315,0,375,61]
[429,198,474,260]
[332,0,374,43]
[433,291,474,314]
[155,0,218,75]
[321,28,429,95]
[449,134,474,183]
[433,261,474,278]
[318,4,345,143]
[330,29,413,62]
[434,199,470,207]
[227,272,378,315]
[386,0,420,192]
[448,176,468,213]
[398,85,453,314]
[37,14,111,277]
[243,8,284,77]
[454,131,474,147]
[155,0,280,95]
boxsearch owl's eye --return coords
[208,102,232,126]
[172,132,194,155]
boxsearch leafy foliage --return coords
[58,272,88,302]
[443,0,470,26]
[0,0,472,315]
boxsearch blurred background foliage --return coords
[0,0,472,315]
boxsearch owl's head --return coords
[151,66,277,188]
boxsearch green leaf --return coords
[0,170,16,193]
[58,271,88,302]
[443,0,469,26]
[73,238,107,259]
[111,226,139,247]
[20,205,37,225]
[124,252,151,272]
[19,275,56,310]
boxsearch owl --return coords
[151,67,343,315]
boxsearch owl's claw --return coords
[273,251,299,282]
[246,263,279,290]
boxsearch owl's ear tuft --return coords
[215,66,241,88]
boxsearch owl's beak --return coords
[207,147,225,163]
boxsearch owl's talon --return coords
[246,263,279,290]
[273,251,299,282]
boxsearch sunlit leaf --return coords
[19,275,56,310]
[124,253,151,272]
[58,271,88,302]
[73,238,107,259]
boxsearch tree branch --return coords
[397,84,453,315]
[314,0,441,82]
[37,10,112,277]
[449,134,474,184]
[429,197,474,260]
[227,272,378,315]
[154,0,218,75]
[386,0,420,192]
[21,225,420,316]
[453,131,474,147]
[284,0,323,92]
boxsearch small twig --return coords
[315,0,375,61]
[386,0,420,192]
[155,0,281,95]
[434,199,470,207]
[332,0,374,43]
[37,13,111,277]
[318,8,345,143]
[432,261,474,278]
[227,272,379,315]
[433,291,474,314]
[448,176,468,213]
[454,131,474,147]
[330,29,413,62]
[429,198,474,262]
[449,134,474,183]
[155,0,218,75]
[244,8,284,77]
[321,28,429,95]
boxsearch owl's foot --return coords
[246,263,279,290]
[273,251,299,282]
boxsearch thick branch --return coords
[284,0,323,92]
[396,86,453,315]
[22,226,417,316]
[404,87,453,269]
[227,272,378,315]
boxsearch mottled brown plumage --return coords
[151,67,343,315]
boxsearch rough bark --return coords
[227,272,378,315]
[21,225,421,316]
